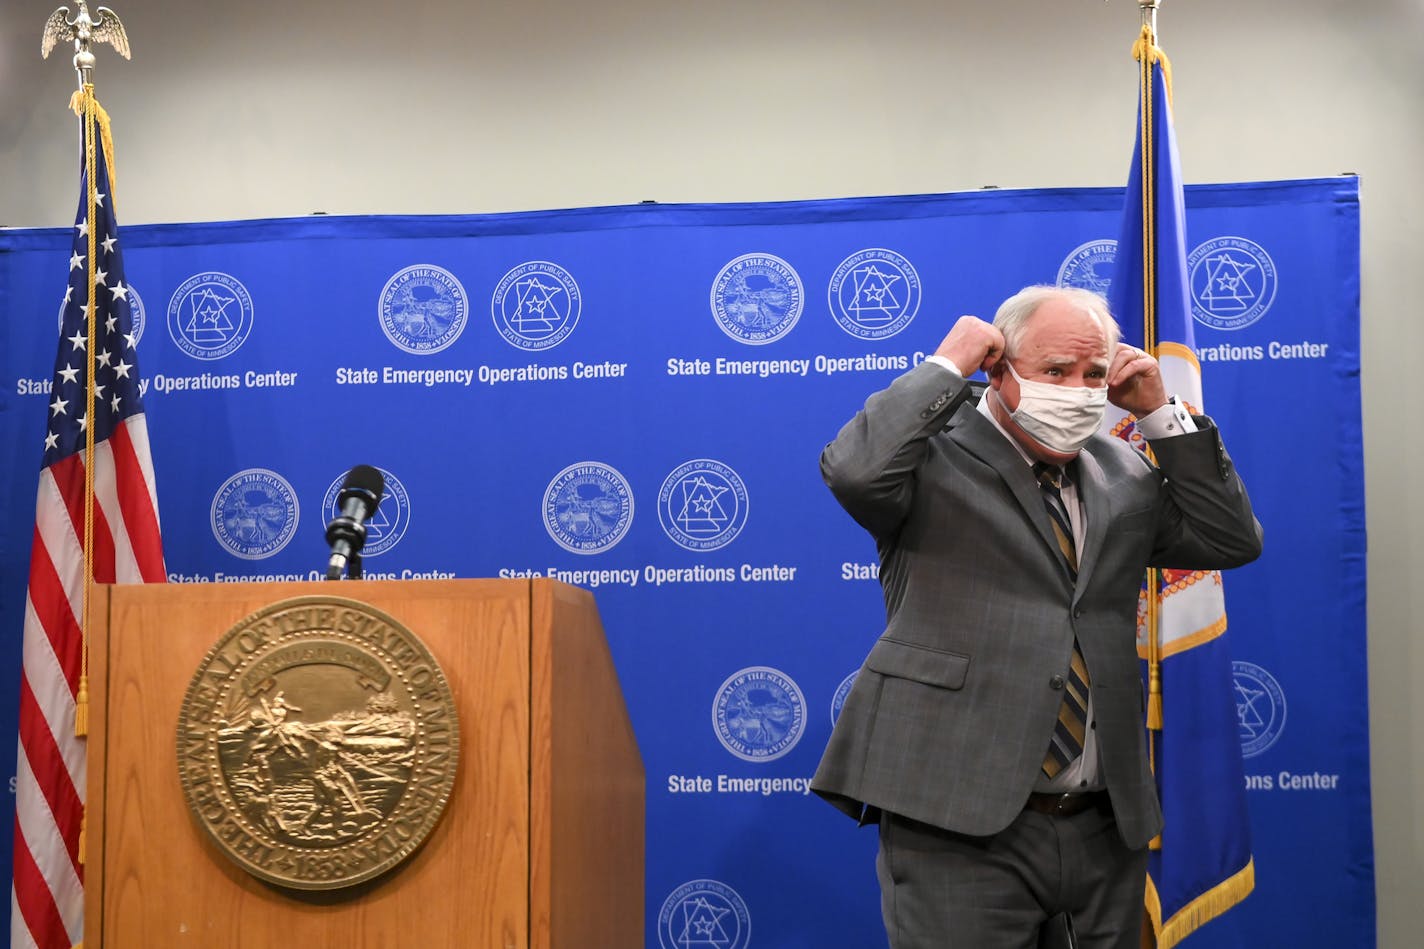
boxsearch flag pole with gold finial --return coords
[1132,0,1166,787]
[40,5,131,946]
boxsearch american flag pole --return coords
[39,0,134,746]
[76,87,99,746]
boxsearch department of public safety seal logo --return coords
[827,248,922,340]
[712,666,806,762]
[1233,659,1287,758]
[378,265,468,354]
[491,260,582,351]
[1188,236,1278,331]
[657,878,751,949]
[657,459,749,552]
[1056,239,1118,295]
[831,670,858,726]
[175,595,460,890]
[322,466,411,557]
[211,468,300,560]
[542,461,634,554]
[167,271,254,360]
[710,253,803,345]
[60,284,145,345]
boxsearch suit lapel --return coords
[946,408,1068,582]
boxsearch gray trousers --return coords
[876,805,1149,949]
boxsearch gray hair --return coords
[992,285,1122,357]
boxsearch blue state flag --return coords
[1104,28,1255,949]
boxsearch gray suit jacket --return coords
[810,362,1263,850]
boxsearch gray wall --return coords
[2,0,1417,943]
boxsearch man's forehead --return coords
[1040,352,1110,367]
[1021,309,1110,357]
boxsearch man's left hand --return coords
[1107,343,1168,417]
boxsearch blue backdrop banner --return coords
[0,179,1370,947]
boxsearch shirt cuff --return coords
[1135,397,1198,438]
[923,354,964,378]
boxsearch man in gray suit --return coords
[811,285,1262,949]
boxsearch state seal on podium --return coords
[176,595,460,890]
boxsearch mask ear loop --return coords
[989,364,1014,417]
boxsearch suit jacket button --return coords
[1049,675,1066,690]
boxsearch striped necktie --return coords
[1033,462,1077,577]
[1034,462,1090,777]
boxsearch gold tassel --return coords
[75,675,89,737]
[78,811,86,866]
[1131,25,1176,109]
[1146,659,1163,730]
[68,90,118,193]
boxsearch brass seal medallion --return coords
[176,595,460,890]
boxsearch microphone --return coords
[325,464,385,580]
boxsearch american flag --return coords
[11,109,164,949]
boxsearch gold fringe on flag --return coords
[1145,859,1256,949]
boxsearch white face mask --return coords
[998,360,1108,454]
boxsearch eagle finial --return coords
[41,3,131,87]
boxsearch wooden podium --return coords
[84,578,644,948]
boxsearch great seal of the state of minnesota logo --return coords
[1056,239,1118,295]
[710,253,803,345]
[378,264,468,354]
[712,665,806,762]
[542,461,634,554]
[176,596,460,890]
[211,468,300,560]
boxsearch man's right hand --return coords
[934,316,1006,377]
